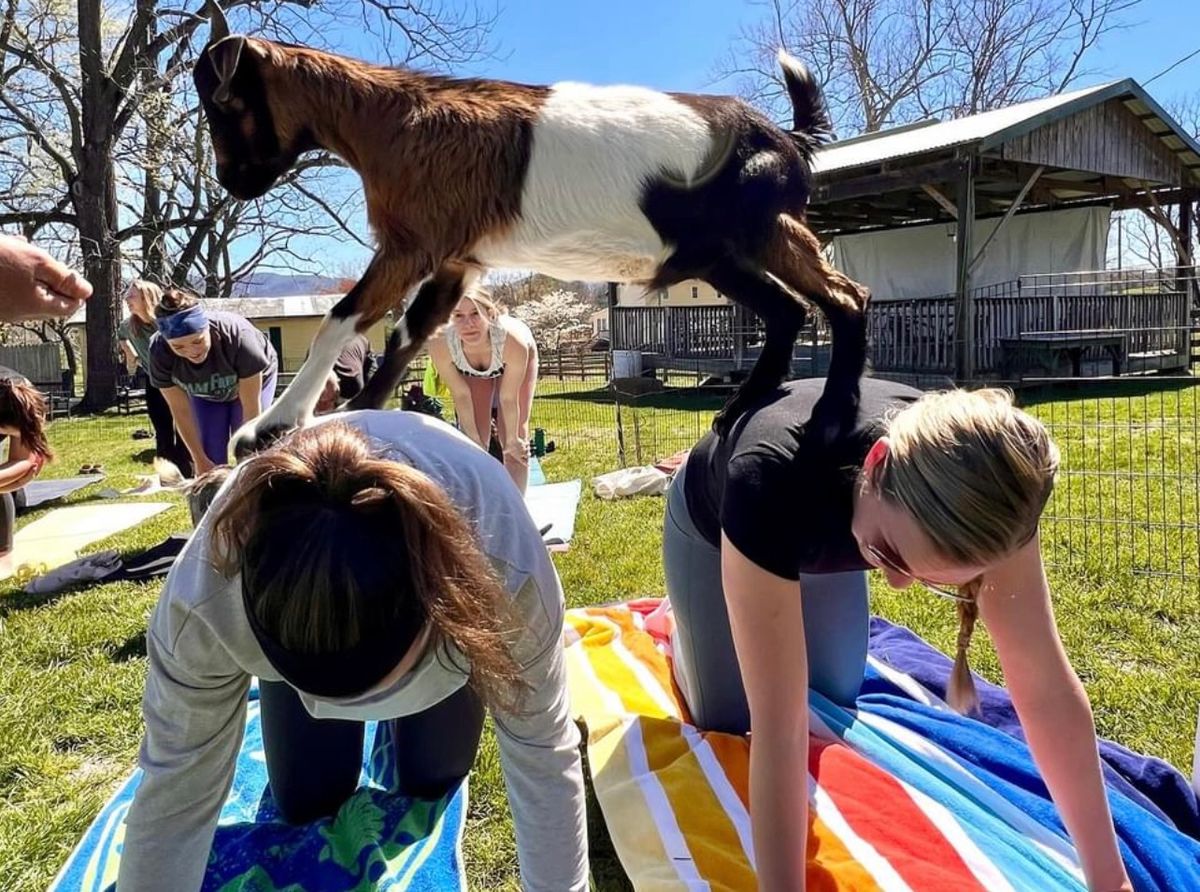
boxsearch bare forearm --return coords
[163,392,208,467]
[0,459,35,491]
[500,398,525,443]
[749,724,809,891]
[453,391,485,447]
[1019,687,1129,890]
[240,395,261,424]
[238,376,263,425]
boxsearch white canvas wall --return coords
[828,206,1111,300]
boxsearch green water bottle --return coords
[533,428,546,457]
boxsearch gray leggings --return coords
[664,462,869,734]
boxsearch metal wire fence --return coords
[39,354,1200,599]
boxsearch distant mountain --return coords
[230,271,343,297]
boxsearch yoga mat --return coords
[22,476,103,508]
[2,503,171,581]
[529,455,547,486]
[50,683,468,892]
[524,480,582,549]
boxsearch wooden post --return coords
[732,303,746,371]
[954,160,976,381]
[1178,189,1193,292]
[1178,190,1194,365]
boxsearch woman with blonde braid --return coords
[667,377,1131,892]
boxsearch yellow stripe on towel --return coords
[567,604,891,891]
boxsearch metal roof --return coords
[812,78,1200,181]
[66,293,349,326]
[203,294,346,319]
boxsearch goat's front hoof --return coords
[229,417,299,463]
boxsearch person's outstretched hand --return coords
[0,235,92,321]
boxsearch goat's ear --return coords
[205,0,230,43]
[208,35,246,106]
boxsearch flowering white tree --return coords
[511,289,593,354]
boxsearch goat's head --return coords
[193,0,315,200]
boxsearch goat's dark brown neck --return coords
[264,43,545,257]
[270,48,429,177]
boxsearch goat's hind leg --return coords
[347,261,475,411]
[231,252,428,460]
[703,257,806,436]
[764,215,870,441]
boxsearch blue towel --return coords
[866,616,1200,840]
[863,619,1200,891]
[50,683,467,892]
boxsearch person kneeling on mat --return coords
[668,378,1131,892]
[118,412,588,892]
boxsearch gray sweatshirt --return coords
[117,410,588,892]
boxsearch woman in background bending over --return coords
[428,290,538,492]
[149,288,278,472]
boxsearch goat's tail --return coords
[153,457,188,487]
[777,50,833,151]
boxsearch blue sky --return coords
[267,0,1200,275]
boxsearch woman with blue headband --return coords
[149,288,279,472]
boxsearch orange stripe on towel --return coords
[811,739,986,892]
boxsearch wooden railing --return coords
[616,269,1194,379]
[868,282,1191,375]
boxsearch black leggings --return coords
[145,384,193,477]
[259,680,485,824]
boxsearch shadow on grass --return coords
[110,631,147,663]
[132,447,157,464]
[0,587,75,618]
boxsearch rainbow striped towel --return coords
[565,600,1200,891]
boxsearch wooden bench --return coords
[1000,332,1127,379]
[116,371,148,415]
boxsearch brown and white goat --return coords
[194,0,869,457]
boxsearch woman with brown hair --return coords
[118,279,192,475]
[118,412,587,892]
[0,371,52,560]
[149,287,278,472]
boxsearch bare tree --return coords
[0,0,495,407]
[723,0,1140,135]
[9,317,80,382]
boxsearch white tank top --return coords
[446,320,507,378]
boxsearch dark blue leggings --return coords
[663,461,869,735]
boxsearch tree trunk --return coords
[140,16,167,281]
[76,0,122,409]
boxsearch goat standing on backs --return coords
[194,0,870,458]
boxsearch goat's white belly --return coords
[474,230,664,282]
[473,81,714,283]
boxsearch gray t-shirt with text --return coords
[149,310,277,402]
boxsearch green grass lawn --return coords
[2,376,1198,890]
